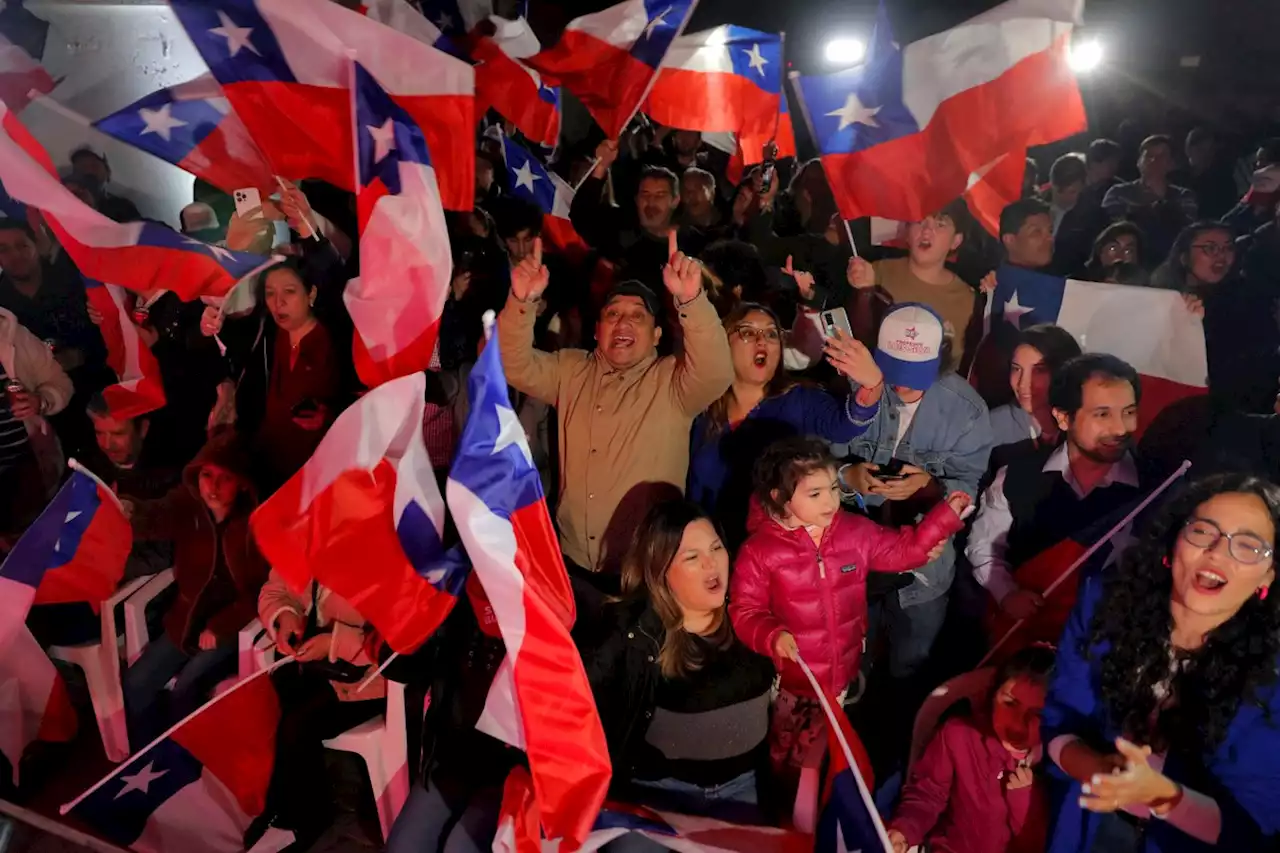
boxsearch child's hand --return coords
[887,830,909,853]
[945,491,972,518]
[774,631,799,662]
[1007,765,1035,789]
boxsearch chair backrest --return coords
[907,667,998,771]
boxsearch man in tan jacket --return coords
[498,232,733,576]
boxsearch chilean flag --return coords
[0,28,54,113]
[794,0,1085,222]
[92,73,276,195]
[447,321,610,849]
[360,0,453,51]
[67,673,284,853]
[83,279,168,420]
[0,104,273,299]
[251,372,465,653]
[418,0,492,37]
[644,26,782,140]
[0,470,130,781]
[871,148,1027,244]
[472,17,562,149]
[500,135,588,263]
[170,0,475,211]
[524,0,699,139]
[346,61,450,389]
[718,89,795,187]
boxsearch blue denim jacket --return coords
[832,372,993,605]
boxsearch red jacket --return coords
[730,501,963,697]
[889,716,1047,853]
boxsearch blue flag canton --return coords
[502,137,556,214]
[94,87,223,163]
[817,769,885,853]
[629,0,694,70]
[417,0,467,37]
[992,265,1068,334]
[354,61,434,195]
[450,333,545,518]
[0,471,97,588]
[170,0,296,85]
[71,738,204,847]
[724,27,783,95]
[134,222,268,279]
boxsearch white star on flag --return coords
[114,762,168,799]
[433,13,454,31]
[493,403,533,466]
[367,118,398,164]
[966,154,1008,191]
[642,7,672,40]
[744,43,769,76]
[512,160,541,194]
[64,510,82,524]
[827,92,882,132]
[1003,291,1033,327]
[208,10,260,58]
[137,103,189,143]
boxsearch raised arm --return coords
[863,499,968,573]
[497,238,567,407]
[664,231,733,415]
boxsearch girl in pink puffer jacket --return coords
[729,436,969,785]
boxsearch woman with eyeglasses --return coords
[1160,221,1280,413]
[1041,473,1280,852]
[687,302,883,547]
[1083,222,1148,284]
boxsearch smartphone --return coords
[820,307,854,340]
[877,458,907,481]
[233,187,263,220]
[759,140,779,194]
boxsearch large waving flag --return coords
[251,372,464,653]
[92,74,275,195]
[346,61,451,389]
[500,136,588,262]
[66,672,284,853]
[472,17,562,149]
[83,279,167,420]
[361,0,453,51]
[0,469,132,782]
[524,0,699,139]
[0,27,53,113]
[0,104,273,299]
[644,26,782,140]
[871,148,1026,244]
[418,0,492,37]
[170,0,475,211]
[447,321,610,848]
[794,0,1084,222]
[988,266,1208,429]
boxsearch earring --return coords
[1261,586,1270,602]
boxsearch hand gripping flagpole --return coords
[59,655,296,815]
[977,459,1193,668]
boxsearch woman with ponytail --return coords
[1042,473,1280,852]
[575,500,775,838]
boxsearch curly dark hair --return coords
[1089,473,1280,756]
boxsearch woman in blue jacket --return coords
[687,302,882,548]
[1042,472,1280,852]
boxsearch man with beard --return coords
[967,354,1142,621]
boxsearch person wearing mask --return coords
[1103,135,1199,264]
[887,645,1058,853]
[1179,127,1239,221]
[577,500,775,834]
[1000,199,1055,272]
[498,235,733,582]
[1082,222,1148,284]
[986,324,1083,470]
[837,305,993,683]
[120,430,268,745]
[1158,221,1279,414]
[687,302,884,548]
[200,261,343,495]
[847,200,981,374]
[1042,473,1280,852]
[0,306,71,538]
[68,146,143,223]
[967,355,1142,628]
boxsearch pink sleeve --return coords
[864,500,966,574]
[889,718,960,846]
[728,544,787,661]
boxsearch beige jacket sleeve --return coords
[497,294,564,407]
[669,289,734,416]
[257,569,307,637]
[13,320,72,416]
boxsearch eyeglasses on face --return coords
[1179,518,1274,565]
[731,326,782,344]
[1189,242,1236,258]
[1102,242,1137,259]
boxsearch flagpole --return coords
[797,655,894,852]
[786,70,859,258]
[66,457,125,513]
[356,651,397,693]
[59,655,296,815]
[27,92,94,129]
[977,459,1193,669]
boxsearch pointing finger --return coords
[784,254,794,275]
[532,236,543,268]
[668,228,678,261]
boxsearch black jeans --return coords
[265,666,382,836]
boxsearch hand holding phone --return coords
[233,187,264,220]
[820,307,855,340]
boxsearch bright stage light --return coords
[1069,38,1104,74]
[824,37,867,67]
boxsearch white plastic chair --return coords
[907,668,997,772]
[122,568,175,666]
[48,574,154,762]
[237,618,410,841]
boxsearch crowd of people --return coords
[3,97,1280,853]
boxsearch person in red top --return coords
[729,436,969,787]
[887,645,1056,853]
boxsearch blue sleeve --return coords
[938,400,992,499]
[794,385,878,444]
[1206,685,1280,848]
[1042,574,1106,748]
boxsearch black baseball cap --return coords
[602,280,661,318]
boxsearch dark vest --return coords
[1002,446,1142,569]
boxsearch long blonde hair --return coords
[621,501,733,678]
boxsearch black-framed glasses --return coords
[1180,518,1274,565]
[731,325,782,344]
[1189,243,1236,258]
